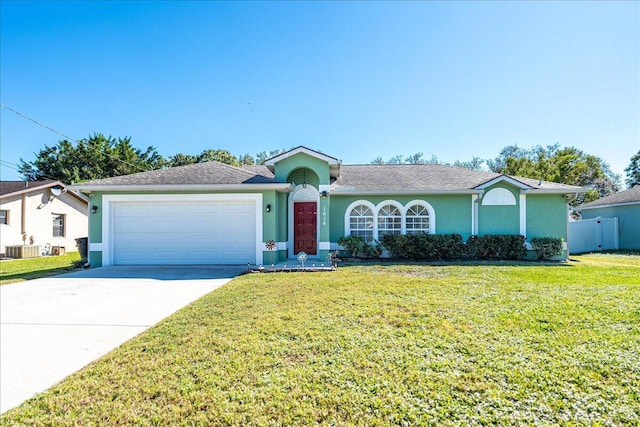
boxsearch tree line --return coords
[18,133,286,183]
[18,133,639,204]
[375,144,635,204]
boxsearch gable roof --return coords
[264,146,342,178]
[71,161,290,192]
[330,164,584,194]
[0,180,88,204]
[579,185,640,210]
[264,146,340,166]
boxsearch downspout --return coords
[471,193,482,235]
[85,193,92,267]
[21,193,27,241]
[565,192,579,259]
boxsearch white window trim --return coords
[345,199,436,240]
[375,200,404,237]
[52,213,66,238]
[344,200,376,240]
[482,188,517,206]
[402,200,436,235]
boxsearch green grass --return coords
[2,254,639,425]
[0,252,82,285]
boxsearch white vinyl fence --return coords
[568,217,619,254]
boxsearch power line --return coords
[1,103,77,142]
[0,159,64,182]
[1,103,151,174]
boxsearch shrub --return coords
[466,235,526,260]
[379,234,408,259]
[380,234,465,260]
[530,237,563,260]
[337,235,381,259]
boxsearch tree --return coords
[197,149,239,165]
[453,156,485,171]
[19,133,165,183]
[237,153,255,166]
[488,144,621,204]
[625,150,640,188]
[167,153,198,167]
[370,153,478,168]
[256,149,287,165]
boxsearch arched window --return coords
[377,204,402,237]
[349,205,374,240]
[405,204,430,234]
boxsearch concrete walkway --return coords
[0,265,245,414]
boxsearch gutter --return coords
[69,183,294,194]
[330,189,485,196]
[578,200,640,211]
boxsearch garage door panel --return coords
[112,200,257,265]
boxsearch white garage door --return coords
[112,201,256,265]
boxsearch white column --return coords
[519,193,527,237]
[471,194,478,235]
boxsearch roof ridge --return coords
[207,160,260,177]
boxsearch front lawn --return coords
[0,252,82,285]
[1,254,638,425]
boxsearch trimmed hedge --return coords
[337,235,381,259]
[530,237,563,260]
[380,234,466,260]
[466,235,527,260]
[349,234,529,261]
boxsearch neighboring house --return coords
[70,146,585,267]
[0,180,88,256]
[576,185,640,250]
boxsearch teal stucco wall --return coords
[527,194,568,241]
[477,184,520,235]
[273,153,330,185]
[329,194,473,242]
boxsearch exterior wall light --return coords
[320,190,329,198]
[91,205,98,214]
[265,204,271,213]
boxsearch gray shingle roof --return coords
[0,180,60,197]
[77,161,282,186]
[331,164,583,192]
[72,160,584,193]
[580,185,640,208]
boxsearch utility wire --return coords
[1,103,151,174]
[1,103,76,142]
[0,159,65,182]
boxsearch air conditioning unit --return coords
[6,245,41,259]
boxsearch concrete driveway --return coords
[0,265,245,414]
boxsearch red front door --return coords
[294,202,317,255]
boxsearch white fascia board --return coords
[0,180,65,199]
[475,175,531,190]
[579,201,640,211]
[264,147,341,166]
[70,183,293,193]
[330,189,483,195]
[523,189,588,194]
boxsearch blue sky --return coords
[1,1,638,182]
